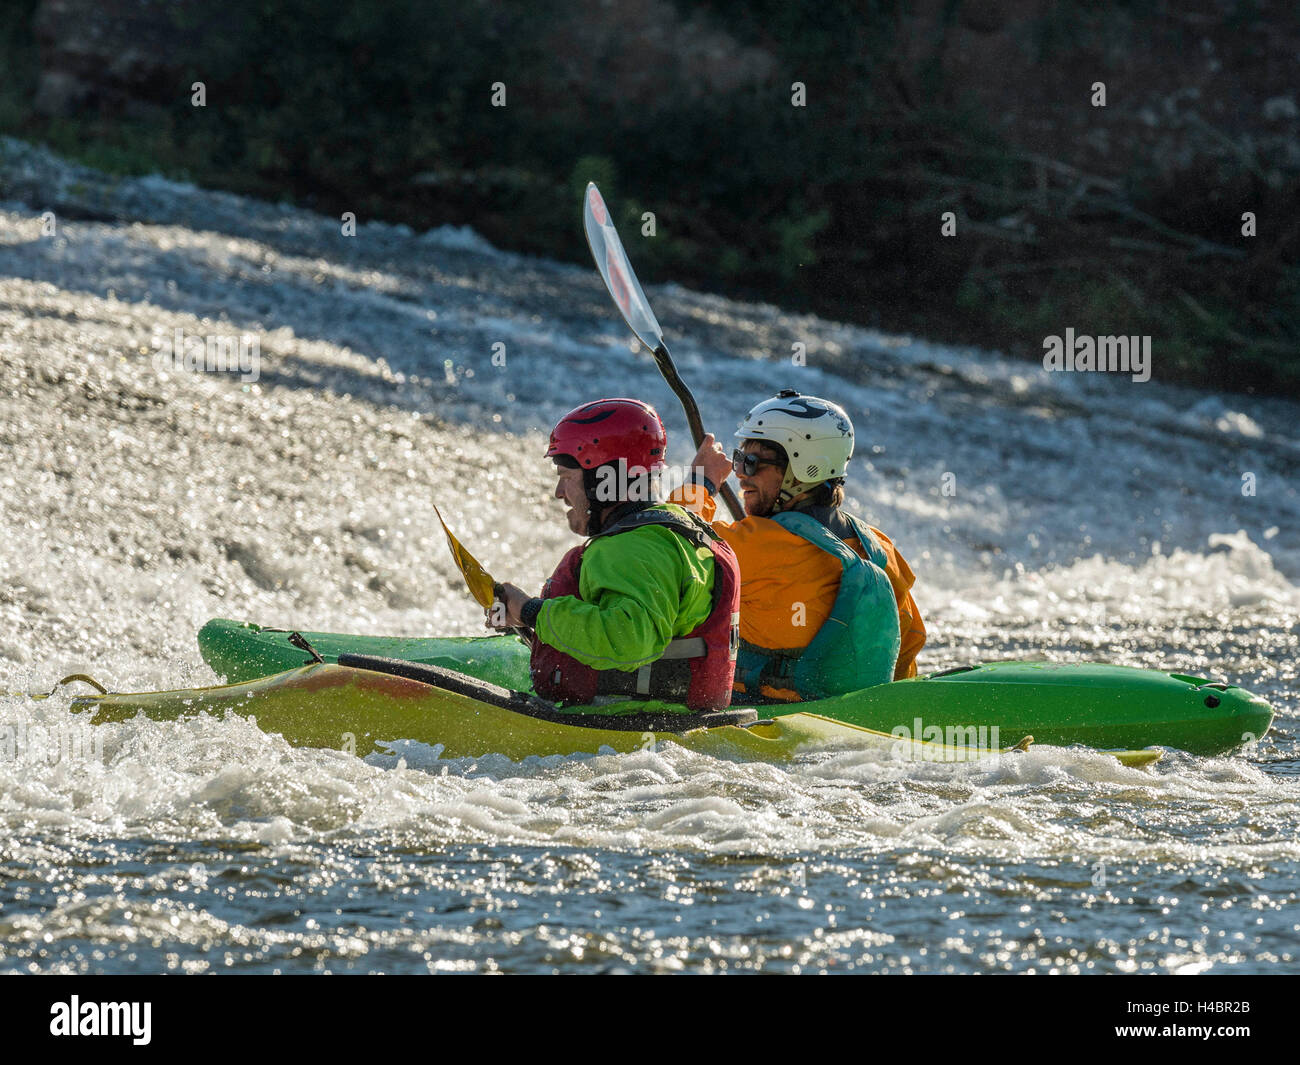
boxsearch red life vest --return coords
[530,507,740,711]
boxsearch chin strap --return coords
[581,467,606,535]
[582,465,662,534]
[773,473,845,514]
[773,474,820,514]
[584,487,609,535]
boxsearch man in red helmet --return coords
[489,399,741,712]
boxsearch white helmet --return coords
[735,390,854,509]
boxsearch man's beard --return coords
[745,490,775,518]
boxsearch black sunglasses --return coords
[731,448,786,477]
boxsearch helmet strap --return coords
[581,462,663,532]
[581,467,606,535]
[773,469,823,514]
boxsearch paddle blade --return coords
[583,182,664,351]
[434,506,498,609]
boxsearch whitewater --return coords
[1,138,1296,973]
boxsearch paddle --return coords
[434,505,498,610]
[434,506,533,638]
[582,182,745,520]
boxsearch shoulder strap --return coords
[769,510,860,571]
[838,513,889,568]
[772,509,888,569]
[593,504,721,550]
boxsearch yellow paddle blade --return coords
[434,506,498,609]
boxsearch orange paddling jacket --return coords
[671,485,926,700]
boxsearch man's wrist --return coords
[684,470,718,496]
[520,598,544,628]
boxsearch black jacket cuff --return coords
[520,598,544,628]
[684,471,717,496]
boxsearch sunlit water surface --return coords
[1,140,1296,973]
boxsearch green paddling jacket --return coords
[524,504,715,671]
[522,503,741,710]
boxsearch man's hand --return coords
[487,582,531,629]
[691,433,732,490]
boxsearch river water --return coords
[1,138,1297,973]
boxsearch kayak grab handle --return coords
[18,674,111,698]
[1171,673,1233,690]
[52,673,108,695]
[288,631,325,664]
[925,665,979,679]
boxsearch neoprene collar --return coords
[590,500,656,536]
[793,504,858,545]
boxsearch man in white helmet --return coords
[671,389,925,702]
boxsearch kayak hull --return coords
[196,619,1274,756]
[73,662,1086,764]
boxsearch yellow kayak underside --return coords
[70,664,1161,767]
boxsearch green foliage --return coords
[773,206,830,280]
[0,0,39,132]
[570,156,617,206]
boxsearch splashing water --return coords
[1,139,1297,973]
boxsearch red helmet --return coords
[546,399,667,471]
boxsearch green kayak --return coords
[69,655,1161,768]
[197,618,1275,756]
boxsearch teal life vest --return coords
[734,511,901,700]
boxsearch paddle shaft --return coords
[582,183,744,521]
[651,342,745,520]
